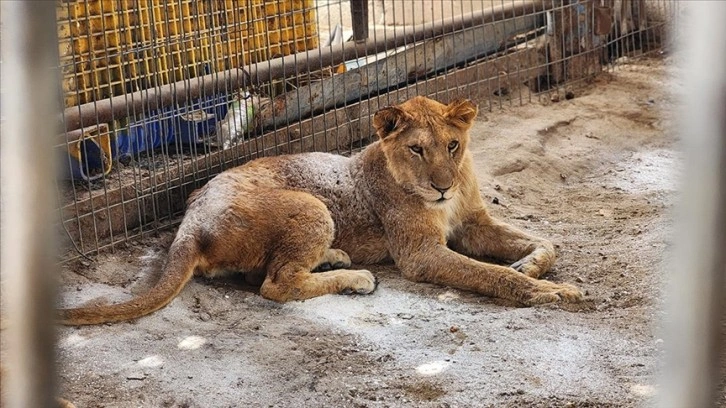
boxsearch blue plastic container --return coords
[112,93,231,161]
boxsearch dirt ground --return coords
[55,57,680,407]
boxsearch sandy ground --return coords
[54,57,679,407]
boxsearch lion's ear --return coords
[445,99,478,129]
[373,106,411,139]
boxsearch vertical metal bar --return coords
[288,2,305,154]
[364,0,376,152]
[59,0,89,255]
[351,0,369,42]
[314,1,330,153]
[79,0,103,256]
[355,0,370,43]
[97,0,118,251]
[336,0,347,153]
[659,2,726,408]
[0,2,60,408]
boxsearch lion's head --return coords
[373,96,478,204]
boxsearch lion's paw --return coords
[511,244,555,278]
[314,248,352,272]
[523,281,583,305]
[511,258,545,278]
[339,269,378,295]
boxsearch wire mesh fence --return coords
[53,0,678,262]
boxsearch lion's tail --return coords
[58,237,199,326]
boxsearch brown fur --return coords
[58,96,582,326]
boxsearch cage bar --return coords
[49,0,678,263]
[1,2,62,408]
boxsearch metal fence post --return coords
[659,2,726,407]
[1,2,62,407]
[351,0,369,42]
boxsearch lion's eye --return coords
[409,145,423,155]
[448,140,459,152]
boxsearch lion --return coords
[59,96,582,326]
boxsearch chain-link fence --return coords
[54,0,678,261]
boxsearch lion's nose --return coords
[431,183,452,194]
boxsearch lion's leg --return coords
[451,209,555,278]
[259,192,376,302]
[261,266,377,302]
[402,252,581,305]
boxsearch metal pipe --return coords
[62,0,553,132]
[659,2,726,407]
[256,14,538,131]
[351,0,369,42]
[1,2,61,408]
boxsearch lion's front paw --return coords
[511,258,545,278]
[314,248,352,272]
[339,269,378,295]
[511,243,556,279]
[523,281,583,305]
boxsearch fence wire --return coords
[52,0,678,262]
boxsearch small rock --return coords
[126,372,146,381]
[551,93,560,103]
[494,184,501,191]
[396,313,414,320]
[565,91,575,100]
[492,197,500,205]
[575,276,585,283]
[585,132,599,139]
[449,326,459,333]
[199,312,211,322]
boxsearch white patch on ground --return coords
[139,248,163,264]
[58,282,134,308]
[286,286,637,398]
[59,333,88,348]
[609,149,680,194]
[630,383,657,397]
[177,335,207,350]
[137,355,164,368]
[416,360,451,376]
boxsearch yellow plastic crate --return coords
[57,0,319,108]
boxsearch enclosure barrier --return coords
[0,1,699,407]
[61,0,545,131]
[52,0,676,262]
[1,2,62,407]
[659,2,726,407]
